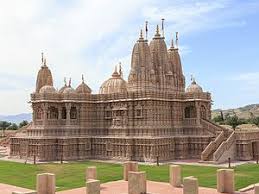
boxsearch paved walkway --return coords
[57,180,249,194]
[0,183,35,194]
[0,180,255,194]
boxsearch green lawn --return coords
[0,160,259,191]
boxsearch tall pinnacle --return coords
[145,21,148,40]
[156,24,160,35]
[119,62,123,78]
[176,32,179,48]
[170,37,175,49]
[64,77,67,86]
[82,74,85,83]
[139,29,144,41]
[41,52,44,64]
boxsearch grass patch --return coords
[0,160,259,191]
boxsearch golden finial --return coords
[119,62,123,77]
[171,37,174,49]
[43,58,47,66]
[41,52,44,64]
[161,18,165,38]
[145,21,148,40]
[156,24,160,35]
[64,77,67,86]
[191,75,196,84]
[69,78,71,87]
[176,32,179,48]
[140,29,143,39]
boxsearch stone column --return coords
[169,165,182,187]
[65,103,71,125]
[128,171,146,194]
[195,101,200,125]
[254,183,259,194]
[123,161,138,181]
[217,169,235,193]
[183,176,198,194]
[37,173,55,194]
[86,179,100,194]
[58,107,62,120]
[42,104,48,126]
[86,166,97,180]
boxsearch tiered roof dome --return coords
[186,79,203,93]
[39,85,57,94]
[76,75,92,94]
[100,66,127,94]
[35,54,53,93]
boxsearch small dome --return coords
[186,79,203,93]
[100,67,127,94]
[59,85,68,93]
[76,82,91,94]
[39,85,57,94]
[63,87,76,94]
[36,54,53,93]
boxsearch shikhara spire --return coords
[161,18,165,38]
[176,32,179,48]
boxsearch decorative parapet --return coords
[213,131,236,162]
[201,131,225,161]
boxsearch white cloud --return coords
[231,72,259,87]
[0,0,258,114]
[143,0,258,35]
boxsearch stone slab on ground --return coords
[57,180,247,194]
[0,183,35,194]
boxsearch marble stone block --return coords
[86,166,97,180]
[36,173,55,194]
[123,161,138,181]
[128,171,146,194]
[217,169,235,193]
[254,183,259,194]
[183,176,199,194]
[169,165,182,187]
[86,179,100,194]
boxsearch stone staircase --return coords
[201,119,235,163]
[0,122,31,147]
[0,146,8,158]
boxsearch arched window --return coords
[70,107,77,119]
[62,107,66,119]
[184,106,197,118]
[47,106,58,119]
[200,105,207,119]
[35,107,43,120]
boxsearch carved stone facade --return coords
[9,26,258,162]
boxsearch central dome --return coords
[39,85,56,94]
[186,79,203,93]
[99,66,127,94]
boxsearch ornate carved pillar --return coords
[66,103,71,125]
[58,106,62,120]
[195,101,201,125]
[42,103,48,126]
[31,104,36,122]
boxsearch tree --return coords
[251,117,259,127]
[19,120,28,128]
[7,123,18,130]
[225,115,240,130]
[0,121,12,136]
[213,115,224,123]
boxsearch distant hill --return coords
[212,104,259,119]
[0,113,32,124]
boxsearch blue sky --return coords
[0,0,258,114]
